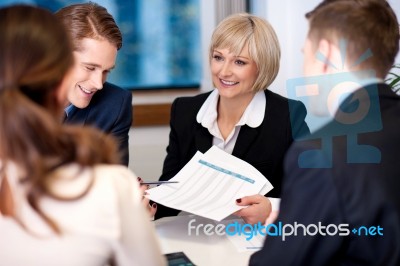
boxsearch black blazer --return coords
[250,84,400,266]
[155,89,310,219]
[64,82,132,166]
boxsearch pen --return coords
[141,181,180,185]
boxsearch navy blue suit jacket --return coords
[64,82,132,166]
[155,89,310,219]
[250,84,400,266]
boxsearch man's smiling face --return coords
[67,38,117,108]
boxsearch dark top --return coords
[155,89,310,219]
[64,82,132,166]
[250,83,400,266]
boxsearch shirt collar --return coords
[196,89,266,129]
[237,90,265,128]
[330,77,383,115]
[196,89,219,129]
[64,104,75,117]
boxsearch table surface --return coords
[154,198,280,266]
[155,215,255,266]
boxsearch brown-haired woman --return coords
[0,5,165,266]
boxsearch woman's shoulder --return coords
[91,164,139,191]
[169,91,213,124]
[60,164,142,221]
[173,91,212,108]
[92,164,134,178]
[48,164,139,200]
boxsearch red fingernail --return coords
[236,198,241,203]
[137,177,142,182]
[152,203,157,208]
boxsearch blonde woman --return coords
[156,13,310,224]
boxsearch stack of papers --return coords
[217,218,266,252]
[147,146,273,221]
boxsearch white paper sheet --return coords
[147,146,273,221]
[218,218,266,252]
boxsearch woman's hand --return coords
[138,177,157,218]
[233,195,272,225]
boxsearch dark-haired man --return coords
[250,0,400,265]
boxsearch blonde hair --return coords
[209,13,280,92]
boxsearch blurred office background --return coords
[1,0,399,179]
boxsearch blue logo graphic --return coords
[287,39,382,168]
[352,225,383,236]
[187,218,384,243]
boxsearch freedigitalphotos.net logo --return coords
[188,219,383,241]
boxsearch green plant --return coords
[386,64,400,94]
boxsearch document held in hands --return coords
[147,146,273,221]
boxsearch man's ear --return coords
[317,38,345,74]
[316,39,332,74]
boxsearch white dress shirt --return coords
[196,89,266,154]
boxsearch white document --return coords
[218,218,265,253]
[147,146,273,221]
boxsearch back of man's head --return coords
[306,0,399,78]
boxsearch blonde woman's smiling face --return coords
[211,44,258,100]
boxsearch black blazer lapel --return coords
[232,125,259,158]
[194,123,213,153]
[64,105,90,125]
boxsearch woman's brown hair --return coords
[0,5,119,234]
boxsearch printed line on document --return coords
[198,159,255,184]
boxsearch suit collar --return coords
[232,91,271,157]
[232,125,259,158]
[194,124,212,153]
[338,82,391,113]
[331,78,383,115]
[63,104,89,124]
[194,123,260,158]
